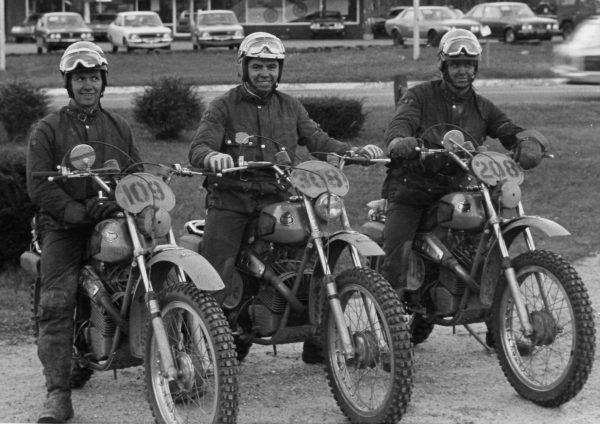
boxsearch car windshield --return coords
[197,13,237,25]
[46,15,85,28]
[421,8,456,20]
[498,5,535,18]
[91,14,115,24]
[124,14,162,27]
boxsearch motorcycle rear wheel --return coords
[322,268,413,424]
[491,250,595,407]
[144,282,238,424]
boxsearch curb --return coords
[41,78,567,96]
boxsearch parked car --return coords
[384,6,486,47]
[89,13,116,42]
[192,10,244,50]
[464,2,560,43]
[34,12,94,54]
[107,11,172,53]
[369,6,407,38]
[9,13,41,43]
[308,10,346,38]
[552,15,600,83]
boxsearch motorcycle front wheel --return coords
[144,282,238,424]
[322,268,413,424]
[491,250,595,407]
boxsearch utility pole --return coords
[0,0,5,71]
[412,0,420,60]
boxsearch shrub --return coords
[132,76,205,139]
[299,96,366,139]
[0,145,36,266]
[0,81,49,143]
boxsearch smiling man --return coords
[188,32,384,364]
[380,29,546,319]
[26,41,141,423]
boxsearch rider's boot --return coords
[38,390,74,423]
[302,338,324,364]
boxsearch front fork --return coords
[125,214,179,380]
[483,191,534,336]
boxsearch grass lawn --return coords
[0,41,558,88]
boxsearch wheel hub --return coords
[175,351,195,391]
[530,310,558,346]
[352,331,380,369]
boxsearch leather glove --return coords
[355,144,385,160]
[85,198,121,221]
[514,130,547,170]
[204,152,234,172]
[388,137,419,160]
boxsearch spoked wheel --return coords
[322,268,413,423]
[145,282,238,423]
[491,250,595,407]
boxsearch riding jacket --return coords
[382,79,524,205]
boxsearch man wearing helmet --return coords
[188,32,384,364]
[26,41,142,423]
[380,29,546,303]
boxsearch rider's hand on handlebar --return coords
[388,137,419,160]
[355,144,385,162]
[85,198,121,221]
[204,152,234,172]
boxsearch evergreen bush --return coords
[0,81,49,143]
[299,96,366,139]
[132,76,205,139]
[0,145,36,265]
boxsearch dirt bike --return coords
[178,149,414,424]
[20,143,239,424]
[358,128,596,407]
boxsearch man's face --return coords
[446,60,476,90]
[246,58,279,95]
[70,69,103,108]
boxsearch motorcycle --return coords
[358,128,596,407]
[20,144,239,424]
[179,149,414,424]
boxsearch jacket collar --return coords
[241,82,275,105]
[64,99,101,124]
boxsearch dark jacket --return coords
[27,101,142,231]
[382,80,524,205]
[188,84,353,212]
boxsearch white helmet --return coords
[437,29,482,71]
[59,41,108,96]
[237,32,285,83]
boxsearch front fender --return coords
[129,247,224,358]
[325,230,384,257]
[479,215,570,306]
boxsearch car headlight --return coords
[235,30,244,37]
[49,33,61,40]
[82,33,93,40]
[201,31,210,38]
[310,23,318,30]
[521,24,533,31]
[470,25,480,33]
[314,193,343,221]
[161,33,171,41]
[129,34,140,41]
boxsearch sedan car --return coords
[308,10,345,39]
[465,2,560,43]
[9,13,41,43]
[369,6,407,38]
[89,13,116,42]
[552,15,600,83]
[385,6,485,46]
[34,12,94,54]
[107,11,172,53]
[192,10,244,50]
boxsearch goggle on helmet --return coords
[438,29,482,68]
[237,32,285,82]
[59,41,109,75]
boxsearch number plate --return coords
[115,173,176,213]
[290,160,349,198]
[471,152,524,186]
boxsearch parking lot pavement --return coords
[2,38,393,55]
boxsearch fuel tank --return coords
[88,218,133,263]
[437,192,486,231]
[256,201,309,245]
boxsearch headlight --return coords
[129,34,140,41]
[522,24,533,31]
[82,33,93,40]
[471,25,480,33]
[49,33,61,40]
[314,194,343,221]
[235,30,244,37]
[201,31,210,38]
[135,206,171,238]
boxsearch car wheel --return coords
[504,28,516,44]
[392,30,404,47]
[427,30,440,47]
